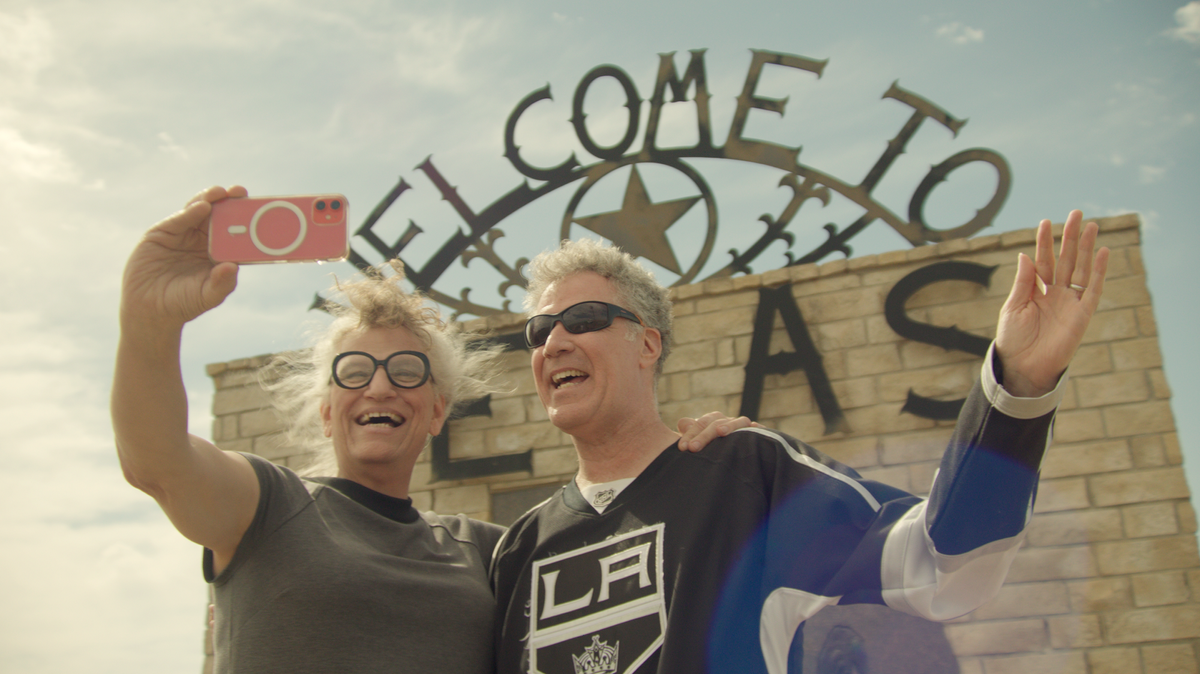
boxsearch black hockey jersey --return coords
[491,357,1057,674]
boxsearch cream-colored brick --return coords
[1090,467,1191,506]
[1040,439,1132,479]
[843,343,902,377]
[239,408,285,437]
[1136,305,1158,336]
[1047,613,1104,649]
[877,362,977,403]
[1130,435,1168,468]
[1096,274,1152,310]
[532,446,578,478]
[667,372,690,402]
[1086,647,1143,674]
[672,306,757,344]
[1083,308,1139,344]
[1026,509,1123,546]
[880,429,953,465]
[487,422,561,454]
[1132,570,1190,607]
[904,277,991,308]
[957,657,983,674]
[694,289,759,313]
[1149,368,1171,400]
[409,490,432,511]
[1102,605,1200,643]
[907,461,939,495]
[1103,400,1178,437]
[758,386,814,418]
[1094,535,1200,575]
[662,341,717,374]
[974,652,1089,671]
[1111,337,1163,371]
[1032,478,1091,513]
[841,402,936,436]
[452,396,526,431]
[691,365,747,397]
[432,484,489,514]
[1142,643,1199,674]
[943,619,1047,656]
[1006,545,1098,582]
[1075,371,1150,407]
[926,297,1004,332]
[1165,432,1183,465]
[1068,342,1114,376]
[794,285,888,323]
[1067,576,1133,612]
[1123,502,1180,538]
[856,465,911,493]
[212,385,273,416]
[829,376,878,410]
[1051,409,1107,443]
[1180,502,1198,534]
[814,318,868,351]
[969,581,1069,620]
[445,429,486,459]
[716,338,736,367]
[808,436,879,469]
[898,340,982,369]
[865,314,904,344]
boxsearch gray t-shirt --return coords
[205,453,504,673]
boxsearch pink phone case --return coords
[209,194,350,264]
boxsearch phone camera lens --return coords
[331,200,342,210]
[316,200,326,210]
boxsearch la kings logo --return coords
[529,525,666,674]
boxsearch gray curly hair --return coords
[523,239,673,373]
[262,261,503,476]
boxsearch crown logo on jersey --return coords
[572,635,619,674]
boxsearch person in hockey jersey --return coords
[490,210,1108,674]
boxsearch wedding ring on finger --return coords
[1069,283,1087,292]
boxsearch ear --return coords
[320,398,333,438]
[638,326,663,370]
[428,392,449,438]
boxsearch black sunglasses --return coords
[524,301,643,348]
[331,351,432,390]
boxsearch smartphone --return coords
[209,194,350,264]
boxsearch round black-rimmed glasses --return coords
[331,351,432,390]
[524,301,643,349]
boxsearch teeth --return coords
[357,412,404,426]
[552,369,587,388]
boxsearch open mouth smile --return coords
[356,412,405,428]
[552,369,589,389]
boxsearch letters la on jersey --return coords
[528,524,666,674]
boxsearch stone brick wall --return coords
[206,214,1199,673]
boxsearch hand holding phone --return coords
[209,194,350,264]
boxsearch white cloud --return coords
[936,22,985,45]
[0,8,54,87]
[1139,165,1167,184]
[156,131,190,160]
[0,127,79,182]
[1167,1,1200,44]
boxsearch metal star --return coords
[572,165,700,274]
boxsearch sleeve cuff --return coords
[981,343,1066,419]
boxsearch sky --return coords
[1,1,1198,671]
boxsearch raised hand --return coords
[120,185,247,333]
[676,411,759,452]
[994,210,1109,397]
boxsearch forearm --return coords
[111,321,193,495]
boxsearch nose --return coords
[362,365,397,397]
[540,320,575,356]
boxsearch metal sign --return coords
[323,48,1011,319]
